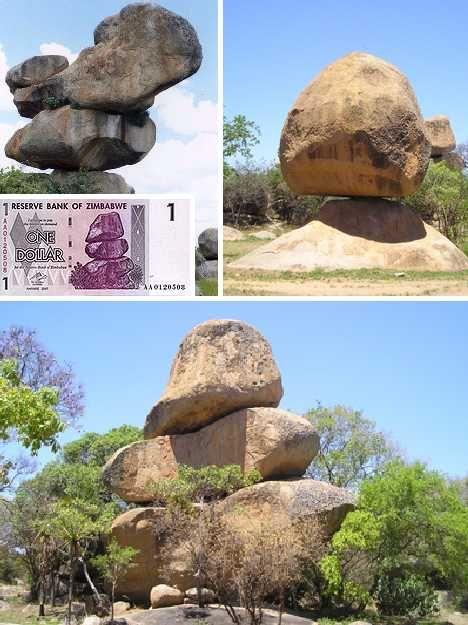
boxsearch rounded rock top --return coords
[279,51,431,198]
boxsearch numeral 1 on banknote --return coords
[1,196,195,296]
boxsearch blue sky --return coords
[1,301,467,479]
[224,0,468,164]
[0,0,218,233]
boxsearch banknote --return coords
[1,195,195,296]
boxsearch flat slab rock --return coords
[103,407,320,502]
[126,606,316,625]
[280,52,430,197]
[144,319,283,437]
[5,106,155,171]
[11,3,202,117]
[230,199,468,272]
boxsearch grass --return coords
[197,278,218,296]
[225,266,468,283]
[224,238,267,263]
[0,597,62,625]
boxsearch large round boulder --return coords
[144,320,283,437]
[12,3,202,117]
[230,199,468,272]
[425,116,456,156]
[103,407,320,502]
[5,106,156,171]
[198,228,218,260]
[150,585,184,609]
[279,52,431,197]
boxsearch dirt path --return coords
[224,276,468,296]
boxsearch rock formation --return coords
[425,116,464,172]
[196,228,219,283]
[231,52,468,272]
[3,3,202,193]
[105,320,354,604]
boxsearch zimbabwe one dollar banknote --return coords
[1,196,194,296]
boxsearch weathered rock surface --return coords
[103,407,319,502]
[425,116,456,156]
[126,606,315,625]
[230,199,468,272]
[16,3,202,116]
[50,170,134,193]
[6,55,69,93]
[144,319,283,437]
[86,213,124,243]
[219,478,355,536]
[150,585,184,608]
[5,106,156,171]
[280,52,430,197]
[112,481,353,602]
[113,601,131,615]
[198,228,218,260]
[86,239,129,260]
[111,507,196,603]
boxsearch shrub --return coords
[375,573,438,617]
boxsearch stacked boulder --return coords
[196,227,218,282]
[4,3,202,193]
[103,319,354,604]
[231,52,468,272]
[424,116,464,172]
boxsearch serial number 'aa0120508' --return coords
[145,283,187,291]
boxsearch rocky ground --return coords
[224,228,468,296]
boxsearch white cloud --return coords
[152,86,217,136]
[39,42,79,64]
[0,45,16,113]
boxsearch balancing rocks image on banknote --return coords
[1,196,194,296]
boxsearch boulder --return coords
[86,213,124,243]
[433,152,465,172]
[279,52,431,197]
[185,588,215,603]
[83,617,101,625]
[219,478,355,536]
[103,407,320,502]
[16,3,202,116]
[204,260,218,279]
[425,116,456,156]
[51,170,134,193]
[113,601,131,615]
[223,226,244,241]
[150,585,184,609]
[111,508,196,603]
[85,239,129,260]
[5,106,156,171]
[144,319,283,437]
[84,593,111,617]
[230,199,468,272]
[6,55,68,93]
[198,228,218,260]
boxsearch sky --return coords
[0,0,218,235]
[224,0,468,165]
[1,300,467,480]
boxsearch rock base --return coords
[230,199,468,272]
[126,605,315,624]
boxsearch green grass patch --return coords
[197,278,218,296]
[225,267,468,283]
[224,239,267,262]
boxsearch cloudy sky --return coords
[0,0,218,235]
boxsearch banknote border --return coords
[0,193,196,301]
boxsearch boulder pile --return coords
[231,52,468,272]
[196,227,218,283]
[104,319,354,604]
[4,3,202,193]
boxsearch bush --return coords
[375,573,438,617]
[404,161,468,245]
[0,166,95,194]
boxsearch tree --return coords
[320,461,468,615]
[0,326,84,424]
[62,426,142,467]
[152,465,262,609]
[404,161,468,245]
[92,541,138,622]
[305,404,398,489]
[224,115,260,176]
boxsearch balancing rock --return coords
[144,319,283,437]
[5,106,156,171]
[280,52,431,197]
[425,115,456,156]
[103,407,320,502]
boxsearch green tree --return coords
[62,425,142,467]
[224,115,260,176]
[320,461,468,614]
[92,541,138,621]
[404,161,468,245]
[305,404,398,489]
